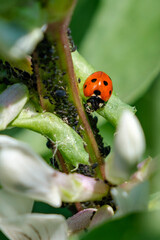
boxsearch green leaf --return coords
[76,0,160,103]
[97,94,136,127]
[79,210,160,240]
[72,51,135,127]
[149,192,160,211]
[11,108,89,168]
[135,74,160,157]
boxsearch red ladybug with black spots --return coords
[83,71,113,111]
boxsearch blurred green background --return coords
[0,0,160,239]
[70,0,160,159]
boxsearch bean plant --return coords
[0,0,160,240]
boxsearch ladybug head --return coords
[85,96,105,112]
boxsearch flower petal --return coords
[0,214,67,240]
[89,205,114,229]
[9,28,43,60]
[0,83,28,130]
[67,208,97,234]
[0,135,61,207]
[61,173,109,202]
[115,110,145,163]
[0,189,33,219]
[105,111,146,184]
[111,181,149,216]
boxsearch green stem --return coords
[46,22,105,179]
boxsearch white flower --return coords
[0,135,108,206]
[0,189,67,240]
[0,135,61,207]
[105,110,146,184]
[9,28,44,60]
[0,135,109,239]
[0,189,33,219]
[0,135,67,239]
[115,110,145,163]
[0,83,28,130]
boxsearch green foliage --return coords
[78,210,160,240]
[135,74,160,157]
[11,108,89,168]
[71,0,160,103]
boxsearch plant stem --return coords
[46,21,105,180]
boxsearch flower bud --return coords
[105,111,146,184]
[0,83,28,130]
[115,110,145,163]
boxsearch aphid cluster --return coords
[32,36,80,130]
[81,193,116,210]
[75,114,110,177]
[76,163,97,177]
[67,28,77,52]
[87,114,111,158]
[0,60,36,92]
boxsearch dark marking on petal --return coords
[29,224,42,240]
[19,233,32,240]
[103,81,108,86]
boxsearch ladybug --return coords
[83,71,113,111]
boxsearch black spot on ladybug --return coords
[109,90,112,95]
[103,81,108,86]
[91,78,97,83]
[55,89,66,97]
[94,90,101,96]
[84,84,87,89]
